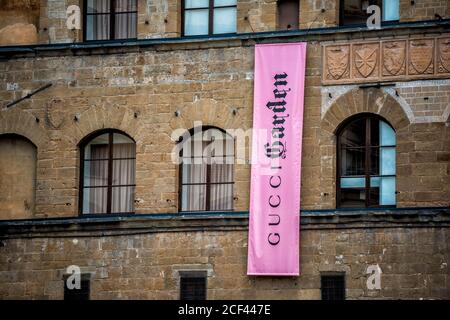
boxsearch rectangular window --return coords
[85,0,137,41]
[321,274,345,300]
[277,0,299,30]
[340,0,399,26]
[183,0,237,36]
[180,271,207,300]
[64,276,90,300]
[382,0,399,21]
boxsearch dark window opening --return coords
[340,0,399,26]
[80,130,136,214]
[321,274,345,300]
[64,276,90,300]
[277,0,299,30]
[84,0,137,41]
[337,115,396,208]
[180,271,207,300]
[178,127,234,212]
[182,0,237,36]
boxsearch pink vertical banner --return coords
[247,43,307,276]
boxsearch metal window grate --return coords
[321,274,346,300]
[180,275,207,300]
[64,278,90,300]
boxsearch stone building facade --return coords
[0,0,449,299]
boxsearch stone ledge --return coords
[0,20,449,58]
[0,207,449,239]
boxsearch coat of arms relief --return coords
[322,37,450,85]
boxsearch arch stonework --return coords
[0,108,48,149]
[169,99,244,133]
[65,105,144,146]
[318,88,412,209]
[321,88,411,134]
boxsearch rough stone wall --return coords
[138,0,180,38]
[400,0,449,22]
[0,135,37,220]
[39,0,82,44]
[1,1,448,46]
[0,0,40,29]
[0,43,256,218]
[0,227,448,299]
[0,35,449,218]
[300,0,339,29]
[0,0,40,46]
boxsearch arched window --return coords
[0,134,37,219]
[337,115,396,208]
[277,0,299,30]
[80,130,135,214]
[179,127,234,212]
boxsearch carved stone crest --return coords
[409,39,434,75]
[437,37,450,73]
[45,99,66,129]
[382,41,406,76]
[325,45,350,80]
[322,36,450,85]
[353,44,379,78]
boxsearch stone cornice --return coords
[0,20,449,58]
[0,207,449,239]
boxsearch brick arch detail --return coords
[321,88,411,134]
[169,99,243,136]
[65,105,144,146]
[0,108,48,149]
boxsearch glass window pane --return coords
[370,147,379,175]
[213,7,237,34]
[84,160,109,187]
[370,176,380,187]
[380,121,396,146]
[369,187,380,207]
[184,9,209,36]
[340,118,366,147]
[214,0,237,6]
[370,118,380,146]
[181,185,207,211]
[210,164,233,183]
[380,147,396,176]
[341,148,365,176]
[83,187,108,214]
[340,177,365,188]
[115,0,137,12]
[111,186,135,213]
[86,14,111,40]
[87,0,110,13]
[115,12,137,39]
[112,159,135,186]
[383,0,399,21]
[380,177,396,205]
[185,0,209,9]
[86,15,94,40]
[340,189,366,208]
[112,133,135,158]
[182,164,207,183]
[210,184,233,211]
[84,134,109,160]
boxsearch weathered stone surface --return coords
[0,23,38,46]
[0,211,449,299]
